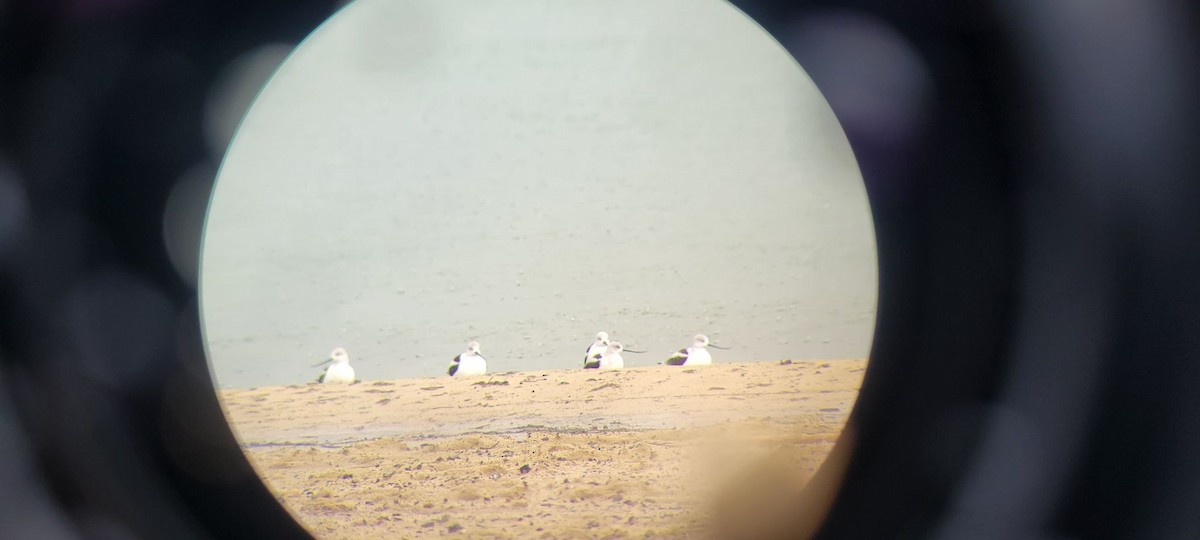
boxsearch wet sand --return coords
[220,359,865,539]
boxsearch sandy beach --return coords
[220,359,865,539]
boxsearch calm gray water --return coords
[200,0,878,388]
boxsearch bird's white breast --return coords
[455,356,487,376]
[686,348,712,366]
[323,363,356,383]
[600,353,624,370]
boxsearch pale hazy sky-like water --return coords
[200,0,878,388]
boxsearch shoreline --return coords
[221,359,866,539]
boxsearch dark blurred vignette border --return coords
[1,1,1199,539]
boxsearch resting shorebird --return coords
[448,341,487,377]
[314,347,355,384]
[665,334,728,366]
[596,342,625,369]
[583,331,609,366]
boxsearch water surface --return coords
[200,0,877,388]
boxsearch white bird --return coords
[665,334,728,366]
[583,331,609,366]
[598,342,625,370]
[448,341,487,377]
[315,347,355,384]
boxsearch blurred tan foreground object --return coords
[712,426,856,539]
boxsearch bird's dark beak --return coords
[709,344,730,350]
[623,348,647,354]
[312,358,333,367]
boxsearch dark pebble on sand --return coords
[519,464,531,474]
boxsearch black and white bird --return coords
[583,331,609,367]
[314,347,355,383]
[665,334,728,366]
[448,341,487,377]
[595,342,625,369]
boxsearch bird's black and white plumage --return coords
[449,341,487,377]
[596,342,625,369]
[666,334,717,366]
[583,331,609,367]
[315,347,355,383]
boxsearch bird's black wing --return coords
[584,353,601,369]
[448,363,459,376]
[665,348,689,366]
